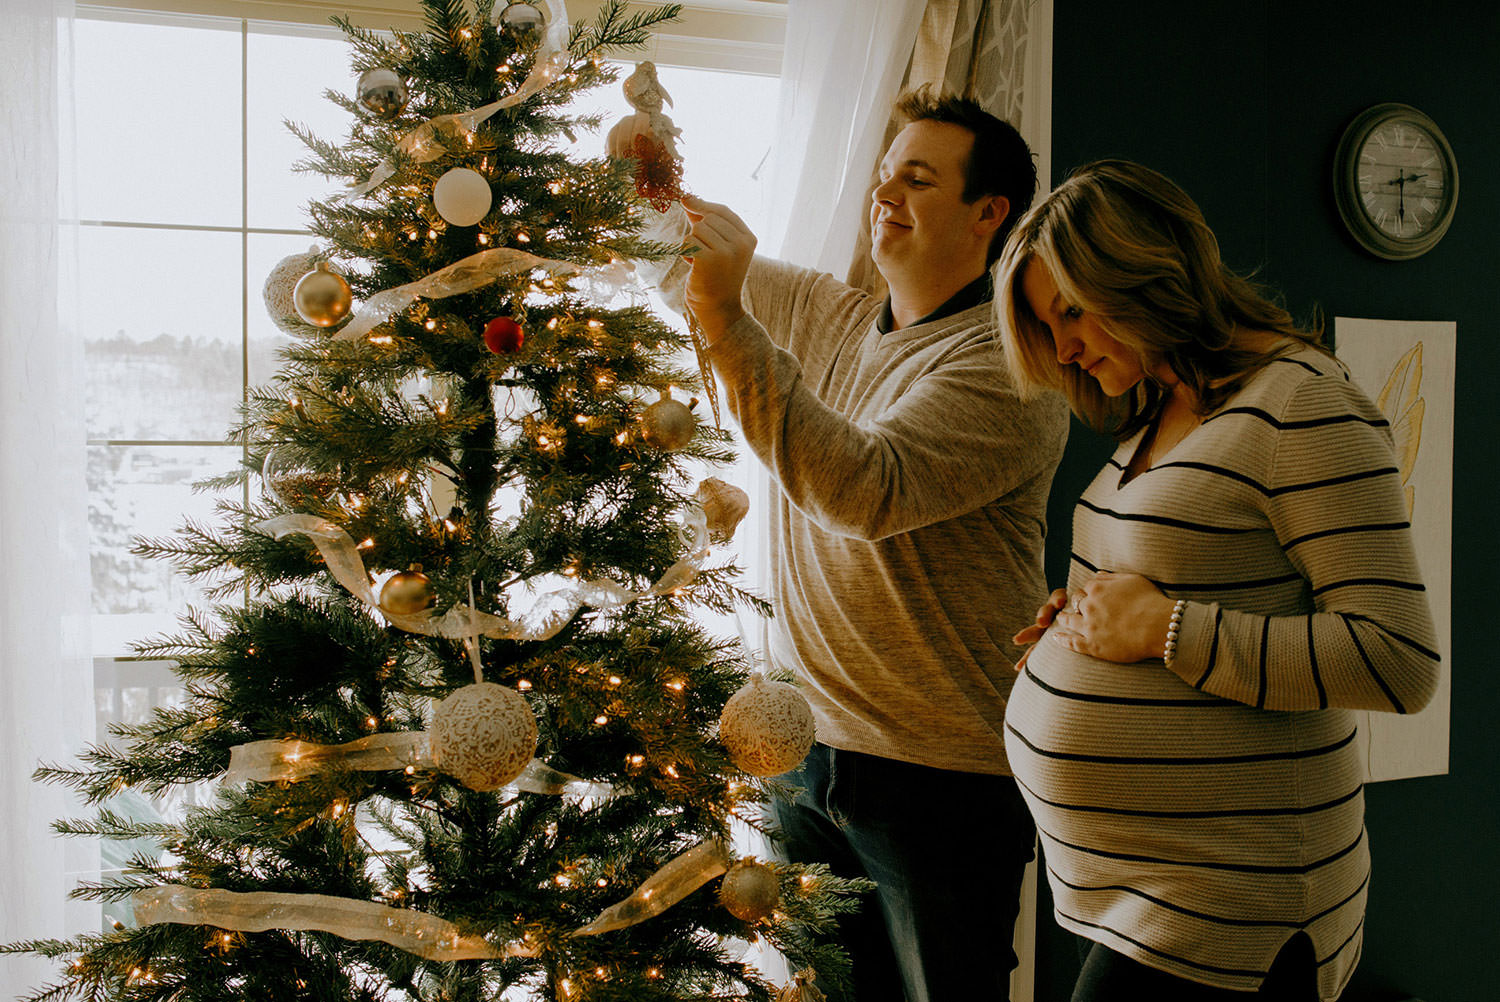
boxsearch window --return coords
[79,5,778,845]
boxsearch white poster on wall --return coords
[1335,317,1454,781]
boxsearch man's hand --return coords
[1011,588,1068,672]
[681,194,756,340]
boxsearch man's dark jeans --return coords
[771,743,1037,1002]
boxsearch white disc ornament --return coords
[430,682,537,791]
[642,395,696,451]
[263,247,322,331]
[293,263,353,328]
[718,676,816,777]
[356,67,409,120]
[719,858,781,923]
[433,167,493,227]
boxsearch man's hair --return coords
[895,87,1038,264]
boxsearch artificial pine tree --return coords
[6,2,865,1000]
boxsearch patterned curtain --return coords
[844,0,1043,295]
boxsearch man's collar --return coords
[876,271,993,334]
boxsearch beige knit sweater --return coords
[1005,346,1440,998]
[706,257,1069,774]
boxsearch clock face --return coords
[1356,120,1450,240]
[1333,103,1459,260]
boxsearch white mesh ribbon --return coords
[132,885,528,962]
[256,508,710,642]
[225,732,433,784]
[349,0,573,197]
[573,839,731,936]
[224,735,613,798]
[334,248,582,342]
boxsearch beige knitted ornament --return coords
[430,682,537,791]
[262,247,321,331]
[718,676,815,777]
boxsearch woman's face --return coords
[1020,259,1148,397]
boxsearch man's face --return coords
[869,120,987,278]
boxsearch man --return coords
[680,90,1069,1002]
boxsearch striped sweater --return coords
[1005,347,1440,999]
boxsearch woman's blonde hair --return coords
[995,159,1324,438]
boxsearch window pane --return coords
[247,23,359,230]
[75,14,243,227]
[82,226,243,442]
[89,444,244,658]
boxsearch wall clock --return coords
[1333,103,1458,260]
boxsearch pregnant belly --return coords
[1004,631,1362,858]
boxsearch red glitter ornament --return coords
[483,316,525,354]
[626,134,686,212]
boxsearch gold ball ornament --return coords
[378,568,433,616]
[719,676,816,777]
[718,858,781,923]
[642,395,696,451]
[262,247,322,331]
[292,263,353,328]
[430,682,538,791]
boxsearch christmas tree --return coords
[7,2,863,1000]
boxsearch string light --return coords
[357,538,375,550]
[425,318,437,330]
[478,233,490,245]
[365,716,379,728]
[607,675,622,686]
[516,231,531,243]
[517,679,532,691]
[594,714,609,726]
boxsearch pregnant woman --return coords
[995,160,1440,1002]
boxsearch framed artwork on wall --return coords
[1336,316,1455,781]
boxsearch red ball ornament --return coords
[483,316,525,354]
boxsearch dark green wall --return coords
[1038,3,1498,999]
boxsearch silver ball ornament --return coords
[719,858,781,923]
[356,67,409,120]
[495,1,545,39]
[263,247,321,331]
[430,682,538,791]
[719,676,816,777]
[432,167,493,227]
[292,263,353,328]
[642,396,696,451]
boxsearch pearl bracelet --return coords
[1163,599,1186,666]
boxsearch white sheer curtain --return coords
[1,0,93,994]
[762,0,928,272]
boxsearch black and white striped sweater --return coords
[1005,346,1440,999]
